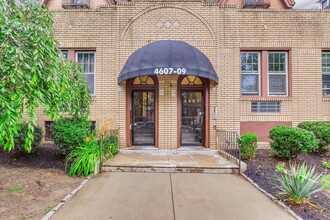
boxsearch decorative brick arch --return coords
[120,4,216,40]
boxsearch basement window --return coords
[251,101,281,113]
[44,121,54,141]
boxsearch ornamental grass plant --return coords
[65,119,119,177]
[275,163,323,204]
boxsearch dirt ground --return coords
[245,150,330,220]
[0,145,82,220]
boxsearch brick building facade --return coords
[38,0,330,149]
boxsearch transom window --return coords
[268,52,288,96]
[76,52,95,95]
[181,76,203,85]
[132,76,154,85]
[322,52,330,96]
[241,52,260,95]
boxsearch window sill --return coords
[323,97,330,101]
[240,96,292,101]
[250,112,282,115]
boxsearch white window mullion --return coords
[76,52,96,95]
[268,52,288,96]
[241,52,260,96]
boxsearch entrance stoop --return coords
[102,148,247,174]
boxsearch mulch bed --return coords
[0,144,82,220]
[0,144,66,170]
[244,150,330,220]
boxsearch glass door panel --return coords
[181,91,204,146]
[132,91,155,145]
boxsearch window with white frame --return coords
[241,52,260,95]
[322,52,330,96]
[76,52,95,95]
[268,52,288,96]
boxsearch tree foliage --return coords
[0,0,92,152]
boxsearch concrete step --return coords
[101,149,246,174]
[101,165,240,174]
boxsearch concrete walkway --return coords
[52,173,294,220]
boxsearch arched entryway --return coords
[178,76,210,147]
[118,40,217,149]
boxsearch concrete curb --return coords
[40,175,93,220]
[241,173,303,220]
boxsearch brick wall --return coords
[35,0,330,149]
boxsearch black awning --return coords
[118,40,218,84]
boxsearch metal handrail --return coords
[217,130,241,174]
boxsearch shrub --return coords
[239,134,258,160]
[298,121,330,153]
[65,119,119,177]
[51,117,91,154]
[269,126,318,160]
[323,161,330,169]
[275,162,286,173]
[13,123,43,154]
[320,174,330,189]
[275,163,323,204]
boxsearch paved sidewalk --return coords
[52,173,295,220]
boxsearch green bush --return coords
[320,174,330,189]
[323,161,330,169]
[239,134,258,160]
[269,126,318,160]
[13,123,42,154]
[51,117,91,154]
[298,121,330,153]
[275,163,323,204]
[66,131,119,177]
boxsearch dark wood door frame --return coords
[180,89,205,146]
[131,89,155,146]
[177,76,210,148]
[125,76,159,147]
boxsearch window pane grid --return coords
[77,52,95,95]
[241,52,259,74]
[268,52,287,74]
[241,52,260,95]
[322,53,330,73]
[268,52,287,96]
[251,102,281,113]
[322,53,330,96]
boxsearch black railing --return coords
[217,130,241,173]
[62,0,89,9]
[243,0,271,8]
